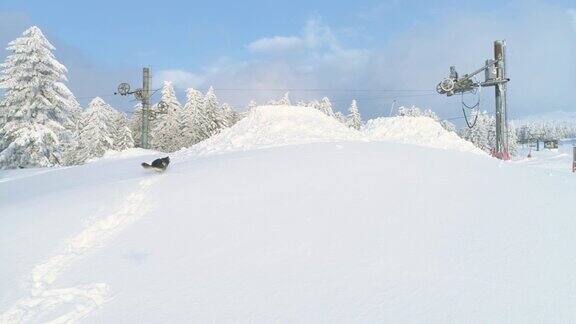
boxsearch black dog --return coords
[142,156,170,171]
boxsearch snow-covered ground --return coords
[513,139,576,175]
[1,106,576,323]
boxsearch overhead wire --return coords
[174,87,436,93]
[73,87,460,123]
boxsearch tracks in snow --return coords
[0,178,158,324]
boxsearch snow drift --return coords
[189,105,483,157]
[363,116,483,154]
[191,105,363,155]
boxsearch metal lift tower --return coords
[436,40,510,160]
[115,68,152,149]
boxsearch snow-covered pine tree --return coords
[296,100,307,107]
[507,122,518,155]
[0,99,6,131]
[201,86,221,138]
[182,88,204,146]
[302,99,319,111]
[267,92,291,106]
[346,100,362,130]
[318,97,334,117]
[279,92,291,106]
[459,111,492,153]
[130,103,143,148]
[396,106,422,117]
[73,97,117,163]
[221,103,239,128]
[0,26,79,168]
[151,81,182,152]
[61,108,86,166]
[247,100,257,112]
[113,111,134,151]
[334,111,347,124]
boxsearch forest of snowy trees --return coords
[515,121,576,143]
[268,92,364,130]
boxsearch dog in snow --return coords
[142,156,170,171]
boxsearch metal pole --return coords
[572,146,576,173]
[494,40,509,160]
[141,67,151,149]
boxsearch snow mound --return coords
[186,106,483,157]
[363,116,484,154]
[191,105,363,155]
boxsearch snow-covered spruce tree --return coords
[507,122,518,155]
[300,99,318,111]
[221,103,239,128]
[112,111,134,151]
[516,125,531,144]
[267,92,291,106]
[396,105,422,117]
[0,26,79,168]
[318,97,334,117]
[278,92,291,105]
[201,86,221,138]
[181,88,204,146]
[151,81,182,152]
[0,100,6,130]
[334,111,347,124]
[72,97,117,164]
[459,111,493,153]
[346,100,362,130]
[247,100,257,112]
[130,103,143,148]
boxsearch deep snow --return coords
[1,106,575,323]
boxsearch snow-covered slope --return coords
[1,106,575,323]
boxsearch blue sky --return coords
[1,0,575,120]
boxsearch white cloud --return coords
[155,69,203,89]
[247,17,340,55]
[140,3,576,119]
[247,36,305,53]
